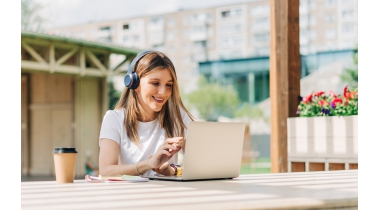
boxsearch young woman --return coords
[98,50,195,177]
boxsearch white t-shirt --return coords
[99,108,192,176]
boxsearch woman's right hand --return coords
[148,137,183,170]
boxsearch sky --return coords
[34,0,254,29]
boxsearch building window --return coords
[123,24,129,30]
[221,8,243,19]
[183,29,189,39]
[149,16,162,25]
[254,32,270,43]
[100,26,111,31]
[309,0,316,9]
[221,10,231,18]
[168,45,175,52]
[256,47,270,56]
[133,35,139,41]
[299,15,308,26]
[167,31,175,40]
[167,18,175,27]
[325,0,336,7]
[221,37,242,47]
[182,16,190,25]
[253,17,270,30]
[342,0,355,4]
[325,28,336,39]
[342,24,355,34]
[342,9,355,19]
[325,13,335,22]
[309,15,316,25]
[221,24,242,33]
[251,5,270,16]
[206,13,213,22]
[300,29,309,39]
[309,30,317,40]
[183,43,189,52]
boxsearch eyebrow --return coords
[149,78,173,83]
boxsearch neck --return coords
[138,112,158,122]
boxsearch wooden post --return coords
[269,0,300,173]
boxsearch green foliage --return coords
[234,103,264,119]
[21,0,47,31]
[186,75,240,121]
[297,86,358,117]
[108,80,122,110]
[341,47,358,89]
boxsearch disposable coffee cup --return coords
[52,147,78,183]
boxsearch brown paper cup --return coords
[53,148,78,183]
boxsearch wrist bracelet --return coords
[170,164,181,176]
[136,162,143,176]
[170,164,177,176]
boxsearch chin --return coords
[150,106,163,112]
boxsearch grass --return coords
[240,158,271,174]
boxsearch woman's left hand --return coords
[151,161,174,176]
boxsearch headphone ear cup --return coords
[124,74,132,88]
[129,72,140,90]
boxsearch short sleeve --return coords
[99,110,122,145]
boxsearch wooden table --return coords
[21,170,358,210]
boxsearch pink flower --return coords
[303,94,313,103]
[329,90,337,98]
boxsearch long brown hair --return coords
[115,51,195,147]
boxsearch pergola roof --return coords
[21,30,142,77]
[22,30,141,55]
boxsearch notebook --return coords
[145,121,246,181]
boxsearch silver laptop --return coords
[146,121,246,181]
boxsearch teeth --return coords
[153,96,163,101]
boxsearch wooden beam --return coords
[56,47,78,66]
[113,56,130,73]
[269,0,300,173]
[49,43,55,73]
[21,41,47,64]
[80,48,86,76]
[21,60,49,71]
[86,49,107,75]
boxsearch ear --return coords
[135,86,140,93]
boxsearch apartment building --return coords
[50,0,358,93]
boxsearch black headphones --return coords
[124,50,154,89]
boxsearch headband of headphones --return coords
[124,50,153,89]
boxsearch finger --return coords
[162,143,178,151]
[159,162,169,171]
[165,137,184,144]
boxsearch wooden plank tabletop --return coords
[21,170,358,210]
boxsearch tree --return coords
[21,0,48,31]
[341,47,358,89]
[234,103,264,119]
[185,75,240,121]
[108,80,122,110]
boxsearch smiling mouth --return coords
[152,96,164,103]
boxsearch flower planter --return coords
[287,115,358,172]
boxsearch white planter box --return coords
[287,115,358,172]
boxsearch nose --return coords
[158,85,169,95]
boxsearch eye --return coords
[166,83,173,88]
[152,82,159,86]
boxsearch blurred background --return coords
[21,0,358,180]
